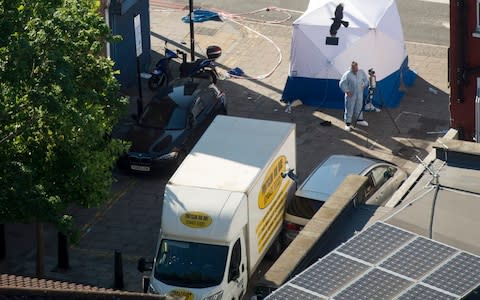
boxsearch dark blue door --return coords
[108,0,151,88]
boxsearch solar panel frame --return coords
[423,252,480,297]
[379,236,457,280]
[290,252,370,297]
[333,268,413,300]
[396,284,457,300]
[336,222,415,264]
[264,221,480,300]
[266,284,324,300]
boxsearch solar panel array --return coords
[265,222,480,300]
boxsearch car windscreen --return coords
[286,196,324,220]
[154,239,228,288]
[138,97,187,130]
[298,155,375,201]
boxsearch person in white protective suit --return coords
[339,61,369,132]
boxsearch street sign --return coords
[134,14,143,116]
[134,14,142,57]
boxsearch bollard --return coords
[114,250,124,289]
[136,97,143,117]
[142,276,150,293]
[57,232,69,270]
[0,224,5,260]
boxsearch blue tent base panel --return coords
[282,58,417,109]
[282,77,345,109]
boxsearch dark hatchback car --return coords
[123,77,226,173]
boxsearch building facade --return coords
[449,0,480,141]
[101,0,151,88]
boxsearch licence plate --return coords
[130,165,150,172]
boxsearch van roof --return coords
[169,115,295,192]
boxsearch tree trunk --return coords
[0,224,5,260]
[35,222,45,278]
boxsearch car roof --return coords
[152,77,211,109]
[295,154,384,202]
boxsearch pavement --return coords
[1,0,451,295]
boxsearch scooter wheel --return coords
[148,74,167,90]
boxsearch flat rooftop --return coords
[386,145,480,256]
[264,134,480,299]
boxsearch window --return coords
[476,0,480,36]
[478,0,480,31]
[364,175,375,199]
[364,166,398,199]
[370,166,390,187]
[201,88,217,108]
[191,98,205,118]
[228,239,242,282]
[139,97,187,130]
[476,78,480,142]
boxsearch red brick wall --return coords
[449,0,480,141]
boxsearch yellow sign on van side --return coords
[180,212,212,228]
[258,155,287,209]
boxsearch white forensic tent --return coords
[282,0,416,108]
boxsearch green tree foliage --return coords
[0,0,128,233]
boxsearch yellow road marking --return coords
[77,178,137,242]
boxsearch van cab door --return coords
[225,235,248,300]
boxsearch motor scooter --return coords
[148,42,181,90]
[178,45,222,83]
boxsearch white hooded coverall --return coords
[339,69,369,124]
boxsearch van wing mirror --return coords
[137,257,153,272]
[282,168,299,189]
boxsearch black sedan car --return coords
[124,77,226,173]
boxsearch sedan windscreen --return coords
[139,97,187,130]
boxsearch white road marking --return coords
[442,22,450,29]
[419,0,449,4]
